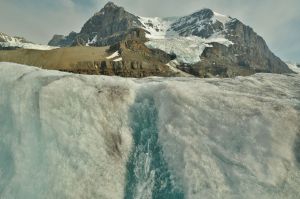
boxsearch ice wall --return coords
[0,62,300,199]
[0,63,135,199]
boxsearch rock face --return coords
[48,2,142,47]
[169,9,225,38]
[74,2,142,46]
[205,19,291,75]
[47,2,292,77]
[48,31,77,47]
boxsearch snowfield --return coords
[145,35,232,64]
[0,62,300,199]
[0,32,58,50]
[287,62,300,73]
[138,11,234,64]
[0,41,58,50]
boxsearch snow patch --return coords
[113,57,123,62]
[213,12,231,26]
[286,62,300,73]
[86,35,98,46]
[106,51,119,59]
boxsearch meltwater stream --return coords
[0,62,300,199]
[125,91,184,199]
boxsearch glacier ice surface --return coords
[0,62,300,199]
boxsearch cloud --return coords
[0,0,100,43]
[0,0,299,62]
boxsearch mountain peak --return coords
[191,8,214,19]
[95,1,123,15]
[103,1,119,9]
[74,1,141,46]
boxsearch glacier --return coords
[138,11,233,64]
[0,62,300,199]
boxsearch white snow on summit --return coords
[213,12,232,26]
[138,17,178,39]
[138,11,234,65]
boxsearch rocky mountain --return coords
[168,9,226,38]
[49,2,142,47]
[0,32,29,43]
[48,31,77,47]
[193,18,292,76]
[48,2,292,77]
[0,32,57,50]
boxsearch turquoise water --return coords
[125,93,184,199]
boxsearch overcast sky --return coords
[0,0,299,62]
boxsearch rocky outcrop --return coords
[48,31,77,47]
[64,59,172,77]
[182,42,255,78]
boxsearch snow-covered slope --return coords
[0,32,27,43]
[287,62,300,73]
[0,32,58,50]
[138,17,177,39]
[1,62,300,199]
[138,9,234,64]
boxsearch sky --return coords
[0,0,299,62]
